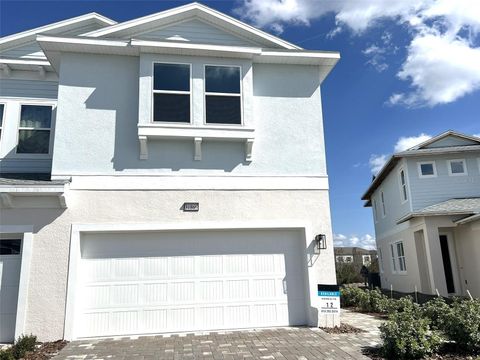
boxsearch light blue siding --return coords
[406,154,480,210]
[133,19,259,47]
[424,136,478,148]
[372,160,412,237]
[0,79,58,99]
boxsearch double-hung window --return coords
[390,244,397,272]
[447,159,467,176]
[378,248,384,273]
[399,168,408,202]
[153,63,191,123]
[381,191,386,217]
[372,198,378,222]
[0,103,4,141]
[396,241,407,272]
[17,105,52,154]
[205,65,241,125]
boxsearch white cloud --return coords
[334,233,376,250]
[473,134,480,138]
[369,154,388,175]
[235,0,480,107]
[394,133,432,152]
[389,33,480,107]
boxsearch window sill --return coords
[137,123,255,161]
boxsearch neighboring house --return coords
[362,131,480,298]
[0,3,340,342]
[334,247,377,268]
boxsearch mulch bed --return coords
[319,323,366,334]
[23,340,68,360]
[362,343,479,360]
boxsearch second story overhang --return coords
[36,35,340,83]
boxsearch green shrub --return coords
[380,306,442,359]
[0,349,15,360]
[11,334,37,359]
[340,286,365,307]
[421,297,450,330]
[336,263,362,284]
[441,298,480,352]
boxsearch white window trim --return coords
[378,247,384,273]
[15,102,55,158]
[417,161,437,178]
[362,255,371,265]
[203,64,243,126]
[390,240,407,275]
[372,198,378,223]
[0,102,5,143]
[398,167,408,204]
[380,190,386,218]
[447,159,468,176]
[151,61,193,125]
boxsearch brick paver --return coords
[53,311,384,360]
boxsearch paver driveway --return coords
[53,327,371,360]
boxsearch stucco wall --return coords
[0,189,334,341]
[52,53,327,177]
[454,219,480,297]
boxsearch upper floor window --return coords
[205,65,241,125]
[0,103,4,141]
[418,161,437,178]
[17,105,52,154]
[399,168,408,202]
[153,63,191,123]
[372,198,378,222]
[380,190,386,217]
[447,159,467,176]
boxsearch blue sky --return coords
[2,1,480,248]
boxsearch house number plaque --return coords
[183,202,199,212]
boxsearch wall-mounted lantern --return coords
[315,234,327,251]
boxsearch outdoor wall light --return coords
[315,234,327,251]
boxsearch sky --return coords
[1,0,480,249]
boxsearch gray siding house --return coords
[0,3,339,342]
[362,131,480,298]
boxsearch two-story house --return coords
[362,131,480,298]
[334,247,377,268]
[0,3,340,342]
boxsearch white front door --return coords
[0,239,22,343]
[74,229,307,338]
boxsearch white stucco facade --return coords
[0,3,340,342]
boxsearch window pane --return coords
[400,170,405,185]
[205,66,240,94]
[0,239,21,255]
[20,105,52,128]
[420,163,434,175]
[206,95,241,124]
[450,161,465,174]
[0,104,4,127]
[153,94,190,123]
[153,63,190,91]
[17,130,50,154]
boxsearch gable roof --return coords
[407,130,480,150]
[0,12,116,50]
[83,2,301,50]
[361,131,480,202]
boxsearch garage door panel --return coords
[76,230,307,338]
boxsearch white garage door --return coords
[0,239,22,343]
[75,229,307,338]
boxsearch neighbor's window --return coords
[390,244,397,272]
[0,239,21,255]
[17,105,52,154]
[362,255,371,265]
[153,63,190,123]
[418,161,436,178]
[0,103,4,141]
[205,65,241,125]
[399,168,408,202]
[396,241,407,272]
[344,256,353,263]
[448,159,467,176]
[378,248,384,273]
[381,191,386,217]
